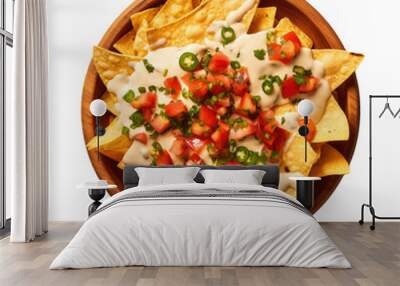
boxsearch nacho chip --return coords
[117,161,126,170]
[285,187,296,198]
[150,0,194,28]
[312,96,349,143]
[132,19,150,57]
[310,144,350,177]
[113,30,137,55]
[87,118,132,162]
[283,135,320,175]
[130,7,160,29]
[274,103,296,116]
[249,7,276,33]
[92,46,140,85]
[312,49,364,91]
[101,92,119,116]
[147,0,259,49]
[113,8,160,55]
[275,17,313,48]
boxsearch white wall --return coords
[48,0,400,221]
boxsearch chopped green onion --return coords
[149,85,157,92]
[163,69,168,77]
[129,111,144,128]
[253,95,261,104]
[262,79,273,95]
[152,141,163,153]
[143,59,154,73]
[123,90,135,103]
[230,60,241,70]
[189,105,199,117]
[293,74,306,85]
[254,49,266,60]
[179,52,199,72]
[281,117,286,125]
[121,126,130,135]
[138,86,146,94]
[221,26,236,45]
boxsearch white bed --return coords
[50,182,350,269]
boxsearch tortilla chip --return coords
[192,0,202,7]
[101,92,119,116]
[132,19,150,57]
[285,187,296,198]
[249,7,276,33]
[117,161,126,170]
[147,0,259,49]
[87,118,132,162]
[312,96,349,143]
[310,144,350,177]
[92,46,140,85]
[113,30,137,55]
[283,135,320,175]
[312,49,364,91]
[130,7,160,30]
[275,17,313,48]
[150,0,194,28]
[274,103,296,116]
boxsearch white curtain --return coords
[9,0,49,242]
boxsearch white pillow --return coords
[135,167,200,186]
[200,169,266,185]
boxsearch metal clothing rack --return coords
[359,95,400,230]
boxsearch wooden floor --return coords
[0,222,399,286]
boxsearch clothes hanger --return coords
[378,97,395,118]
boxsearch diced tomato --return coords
[207,74,232,95]
[164,76,181,99]
[191,121,212,138]
[216,106,228,116]
[165,100,188,118]
[142,108,153,122]
[156,151,173,165]
[225,160,241,165]
[188,152,204,165]
[256,124,274,148]
[232,67,250,96]
[298,118,317,141]
[280,40,297,64]
[230,117,257,140]
[181,73,193,86]
[216,96,231,108]
[133,132,148,144]
[170,137,189,158]
[281,77,299,98]
[188,79,209,101]
[272,127,290,151]
[199,105,218,128]
[184,137,208,153]
[150,115,170,133]
[238,93,257,115]
[131,92,157,109]
[299,76,320,93]
[211,121,230,150]
[268,43,282,62]
[208,52,230,74]
[258,109,275,127]
[282,31,302,54]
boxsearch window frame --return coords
[0,0,14,234]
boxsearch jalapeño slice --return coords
[221,26,236,45]
[262,79,273,95]
[179,52,199,72]
[246,151,259,165]
[235,146,249,164]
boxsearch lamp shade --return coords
[297,99,314,116]
[89,99,107,117]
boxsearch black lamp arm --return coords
[298,116,309,162]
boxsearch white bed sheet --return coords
[50,183,350,269]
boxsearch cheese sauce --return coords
[105,0,330,169]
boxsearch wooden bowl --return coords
[81,0,360,213]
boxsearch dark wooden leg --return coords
[88,189,106,216]
[296,181,314,210]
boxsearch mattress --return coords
[50,183,350,269]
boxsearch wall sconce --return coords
[297,99,314,162]
[89,99,107,160]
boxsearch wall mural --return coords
[81,0,363,212]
